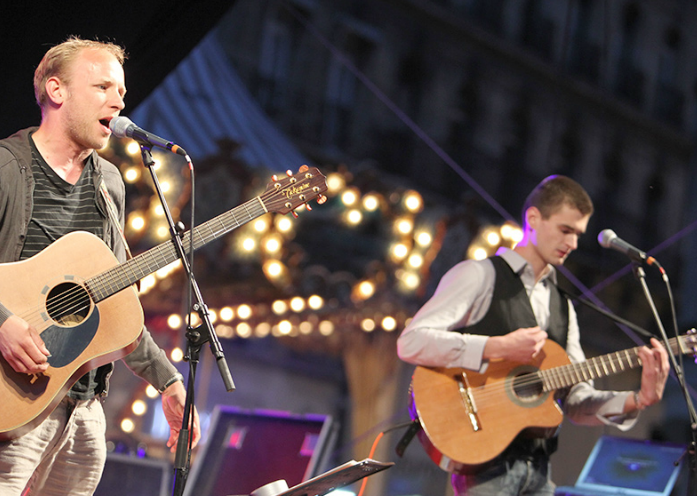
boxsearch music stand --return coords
[240,459,393,496]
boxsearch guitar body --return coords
[410,339,571,474]
[0,232,143,441]
[0,166,329,441]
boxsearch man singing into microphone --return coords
[0,37,200,495]
[398,175,670,496]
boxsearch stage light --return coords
[319,320,334,336]
[170,347,184,362]
[242,237,256,252]
[299,321,313,335]
[415,231,432,247]
[276,216,293,233]
[486,231,501,246]
[308,295,324,310]
[120,418,135,434]
[278,320,293,335]
[346,209,362,225]
[391,243,409,261]
[382,316,397,331]
[145,385,158,399]
[255,322,271,337]
[220,306,234,321]
[290,297,305,312]
[167,314,182,330]
[263,235,282,254]
[129,214,145,231]
[132,400,147,416]
[124,167,140,183]
[362,194,380,211]
[472,247,488,260]
[341,189,358,206]
[326,172,346,194]
[236,323,252,338]
[237,304,252,319]
[408,254,424,269]
[126,141,140,156]
[403,190,423,213]
[395,217,413,235]
[361,318,376,332]
[355,280,375,300]
[272,300,288,315]
[254,218,270,233]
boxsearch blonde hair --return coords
[34,36,126,109]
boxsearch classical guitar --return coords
[0,166,327,441]
[409,332,697,474]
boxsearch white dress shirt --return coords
[397,248,637,428]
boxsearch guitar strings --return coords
[454,345,662,404]
[14,192,280,337]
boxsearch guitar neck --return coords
[539,336,682,392]
[86,196,267,302]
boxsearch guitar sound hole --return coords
[46,282,91,326]
[512,373,544,402]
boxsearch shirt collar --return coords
[495,246,558,285]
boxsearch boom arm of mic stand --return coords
[557,286,654,339]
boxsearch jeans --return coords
[0,396,107,496]
[451,453,556,496]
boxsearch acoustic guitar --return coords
[0,166,327,441]
[409,332,697,474]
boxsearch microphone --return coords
[109,116,188,157]
[598,229,656,265]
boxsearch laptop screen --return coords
[575,436,684,496]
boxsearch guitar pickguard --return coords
[42,307,100,368]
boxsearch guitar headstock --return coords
[677,329,697,363]
[261,165,328,216]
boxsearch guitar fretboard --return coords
[538,336,681,392]
[85,196,267,302]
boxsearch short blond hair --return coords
[34,36,127,109]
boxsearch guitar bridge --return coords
[456,372,481,432]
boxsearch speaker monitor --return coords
[183,405,335,496]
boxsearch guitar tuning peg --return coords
[286,170,293,177]
[298,164,309,173]
[317,194,327,205]
[271,175,278,182]
[290,210,299,218]
[305,203,313,211]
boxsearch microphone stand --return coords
[138,146,235,496]
[631,262,697,496]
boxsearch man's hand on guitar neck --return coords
[0,315,50,374]
[626,337,670,412]
[483,327,548,363]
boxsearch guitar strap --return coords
[98,178,133,260]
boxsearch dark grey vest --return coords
[458,255,570,458]
[464,255,568,348]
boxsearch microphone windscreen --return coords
[109,116,134,138]
[597,229,617,248]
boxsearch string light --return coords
[237,304,252,320]
[132,400,147,416]
[220,306,234,321]
[121,418,135,433]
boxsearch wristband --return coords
[158,373,184,394]
[633,391,646,411]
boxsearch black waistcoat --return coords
[464,256,568,349]
[458,255,570,458]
